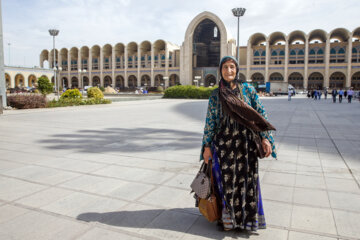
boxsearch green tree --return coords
[37,76,53,95]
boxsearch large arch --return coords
[288,72,304,89]
[104,75,112,87]
[204,74,216,87]
[309,29,327,43]
[15,74,25,88]
[128,75,137,88]
[70,47,78,71]
[82,76,89,87]
[127,42,138,68]
[169,74,180,86]
[141,74,151,87]
[153,40,166,68]
[62,77,68,88]
[308,72,324,90]
[115,43,125,69]
[28,74,37,87]
[92,76,100,87]
[5,73,11,88]
[40,50,49,68]
[269,32,286,45]
[249,33,267,46]
[71,77,79,88]
[80,46,89,70]
[103,44,112,69]
[192,18,221,67]
[329,72,346,89]
[269,72,284,81]
[60,48,68,70]
[251,73,265,84]
[288,30,306,45]
[91,45,100,70]
[115,75,125,89]
[49,49,59,68]
[140,41,151,68]
[351,71,360,90]
[330,28,350,42]
[154,74,164,87]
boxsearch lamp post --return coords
[232,8,246,64]
[49,29,59,99]
[163,76,169,89]
[194,76,201,87]
[7,42,10,66]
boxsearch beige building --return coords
[39,11,360,90]
[4,66,53,89]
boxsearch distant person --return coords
[347,88,354,103]
[344,90,348,99]
[314,90,318,100]
[324,89,328,100]
[288,89,292,101]
[318,90,322,100]
[307,91,311,98]
[338,89,344,103]
[331,88,337,103]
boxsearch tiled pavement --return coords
[0,96,359,240]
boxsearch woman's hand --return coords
[203,147,212,164]
[262,138,272,158]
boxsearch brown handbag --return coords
[253,132,266,159]
[198,162,220,222]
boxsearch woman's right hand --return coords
[203,147,212,164]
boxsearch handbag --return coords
[253,132,266,159]
[198,162,220,222]
[190,162,211,199]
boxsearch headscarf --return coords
[218,56,276,132]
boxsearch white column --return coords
[265,38,270,82]
[151,46,154,86]
[78,50,81,71]
[304,36,309,89]
[324,35,330,88]
[165,44,169,87]
[137,48,141,87]
[67,51,71,88]
[284,36,289,82]
[346,38,353,88]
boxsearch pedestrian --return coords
[318,90,322,100]
[338,89,344,103]
[201,56,276,231]
[344,90,348,99]
[324,89,328,100]
[347,88,354,103]
[288,88,292,101]
[314,90,318,100]
[307,91,311,98]
[332,88,337,103]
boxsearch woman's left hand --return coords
[262,138,272,158]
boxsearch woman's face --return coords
[221,60,237,83]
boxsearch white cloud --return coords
[2,0,360,67]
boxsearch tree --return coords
[37,76,53,95]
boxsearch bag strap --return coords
[209,161,216,194]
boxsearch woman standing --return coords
[200,56,276,231]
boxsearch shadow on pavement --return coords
[38,127,203,153]
[77,208,257,239]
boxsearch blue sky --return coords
[2,0,360,68]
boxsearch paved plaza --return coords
[0,95,359,240]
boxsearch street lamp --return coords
[194,76,201,87]
[163,76,169,89]
[49,29,59,99]
[232,8,246,64]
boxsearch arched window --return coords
[290,50,296,56]
[330,48,336,54]
[353,48,358,54]
[261,51,266,56]
[254,51,260,56]
[271,51,278,56]
[338,48,345,54]
[298,50,304,55]
[318,49,324,54]
[309,49,316,55]
[279,50,285,56]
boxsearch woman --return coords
[200,56,276,231]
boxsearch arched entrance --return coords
[15,74,25,88]
[329,72,346,89]
[141,75,151,87]
[62,77,68,88]
[308,72,324,90]
[71,77,79,88]
[104,76,112,87]
[128,75,137,88]
[193,19,221,68]
[351,72,360,90]
[204,74,216,87]
[115,75,124,89]
[28,75,37,87]
[269,72,284,81]
[251,73,265,84]
[288,72,304,89]
[154,74,164,87]
[5,73,11,88]
[83,76,89,87]
[239,73,246,82]
[169,74,180,86]
[92,76,100,87]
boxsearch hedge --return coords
[163,85,217,99]
[7,94,47,109]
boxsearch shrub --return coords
[87,87,104,99]
[99,86,105,92]
[46,97,111,108]
[7,94,47,109]
[163,85,217,99]
[61,89,82,99]
[37,76,53,95]
[157,86,164,92]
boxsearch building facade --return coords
[38,11,360,90]
[4,66,53,89]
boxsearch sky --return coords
[2,0,360,68]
